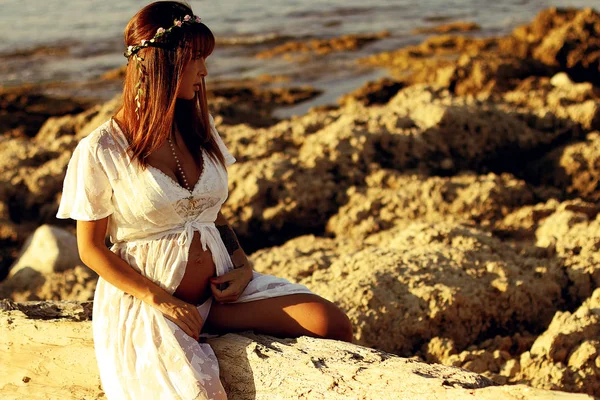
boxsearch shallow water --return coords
[0,0,597,117]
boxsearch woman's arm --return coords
[215,210,253,271]
[77,218,172,306]
[78,217,206,340]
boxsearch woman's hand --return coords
[155,295,204,341]
[210,264,253,303]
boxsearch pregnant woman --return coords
[55,1,352,399]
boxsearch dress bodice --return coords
[56,115,236,248]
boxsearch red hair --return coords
[111,0,226,170]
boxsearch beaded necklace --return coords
[167,134,191,191]
[167,129,201,208]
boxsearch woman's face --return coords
[177,54,208,100]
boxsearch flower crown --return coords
[124,14,202,118]
[124,14,202,59]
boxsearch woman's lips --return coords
[193,84,200,91]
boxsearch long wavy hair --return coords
[111,0,227,170]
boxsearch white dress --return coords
[55,114,314,400]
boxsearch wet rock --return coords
[446,54,550,96]
[210,85,322,127]
[256,31,391,60]
[412,22,481,35]
[0,85,92,138]
[338,77,406,106]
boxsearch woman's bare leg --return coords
[204,293,353,343]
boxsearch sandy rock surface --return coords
[0,300,593,400]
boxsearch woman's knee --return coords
[306,298,354,343]
[327,306,354,343]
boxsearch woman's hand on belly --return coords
[209,265,253,304]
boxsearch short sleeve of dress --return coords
[209,113,236,167]
[56,136,115,221]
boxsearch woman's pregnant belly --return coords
[173,231,216,306]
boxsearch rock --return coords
[0,135,73,213]
[0,299,592,400]
[504,75,600,132]
[219,83,581,245]
[338,77,406,106]
[255,222,565,357]
[0,93,122,218]
[0,43,72,58]
[534,202,600,302]
[1,79,588,266]
[325,170,535,239]
[529,132,600,202]
[0,85,92,138]
[212,85,322,110]
[511,7,580,45]
[199,81,324,128]
[357,28,551,96]
[532,8,600,86]
[360,7,600,95]
[0,225,98,301]
[412,22,481,35]
[356,34,500,91]
[423,336,458,363]
[423,333,536,385]
[497,198,562,238]
[250,234,360,283]
[0,264,97,302]
[385,85,577,173]
[0,94,124,277]
[8,224,82,276]
[33,104,101,144]
[495,198,600,302]
[256,31,391,59]
[100,64,126,81]
[447,54,550,96]
[549,72,596,95]
[516,288,600,396]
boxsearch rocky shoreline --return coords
[1,7,599,398]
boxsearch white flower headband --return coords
[124,14,203,118]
